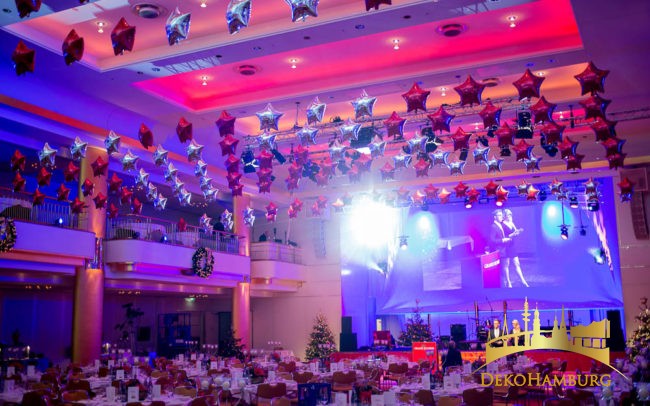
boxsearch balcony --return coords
[0,188,83,229]
[250,241,303,264]
[250,242,305,294]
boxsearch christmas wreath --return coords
[192,247,214,278]
[0,217,17,253]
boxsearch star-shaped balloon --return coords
[466,188,481,206]
[256,103,283,131]
[293,145,310,166]
[153,193,167,211]
[70,137,87,161]
[496,186,509,206]
[56,184,70,201]
[135,168,149,188]
[523,154,542,172]
[414,158,430,178]
[355,153,373,173]
[176,117,193,143]
[286,162,302,180]
[566,153,585,171]
[540,121,565,145]
[12,173,26,192]
[15,0,41,18]
[404,131,426,155]
[314,172,328,187]
[394,187,410,205]
[37,167,51,187]
[438,188,451,204]
[64,162,80,182]
[38,142,57,168]
[549,179,564,195]
[526,185,540,201]
[402,83,430,113]
[286,0,318,22]
[225,154,240,173]
[529,96,556,124]
[71,198,86,215]
[453,181,468,198]
[607,152,626,170]
[82,178,95,197]
[583,178,598,197]
[216,110,236,137]
[448,160,465,176]
[575,61,609,95]
[485,156,503,173]
[11,40,35,76]
[558,137,579,160]
[379,162,395,182]
[203,186,218,202]
[601,137,625,156]
[227,172,242,189]
[454,75,485,106]
[618,177,634,202]
[62,29,84,65]
[111,17,136,56]
[172,177,185,196]
[473,146,490,165]
[513,139,534,162]
[310,201,323,217]
[10,150,26,172]
[105,131,121,155]
[451,128,471,151]
[478,101,502,129]
[319,158,335,177]
[131,197,143,215]
[339,118,361,143]
[108,203,119,219]
[495,123,516,147]
[164,162,178,183]
[347,165,361,184]
[590,117,617,142]
[89,156,108,178]
[579,94,611,121]
[220,209,233,226]
[194,160,208,178]
[383,111,406,139]
[393,151,413,170]
[121,150,139,171]
[196,176,212,193]
[430,151,450,168]
[166,7,191,46]
[365,0,391,11]
[186,139,204,162]
[176,217,187,232]
[199,213,212,233]
[266,202,278,222]
[257,131,277,151]
[484,180,499,197]
[119,187,133,205]
[257,179,272,194]
[427,106,455,133]
[351,90,377,119]
[422,184,438,200]
[368,136,386,158]
[216,134,238,157]
[93,192,107,209]
[329,139,346,161]
[306,97,326,124]
[296,125,318,146]
[226,0,251,34]
[151,144,168,167]
[243,207,255,227]
[142,182,157,202]
[512,68,545,100]
[516,181,530,196]
[177,188,191,206]
[255,149,272,169]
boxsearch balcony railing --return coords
[250,241,303,264]
[106,214,245,255]
[0,187,82,229]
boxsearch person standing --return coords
[488,319,504,347]
[509,319,525,346]
[490,210,511,288]
[501,209,529,287]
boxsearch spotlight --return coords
[500,146,511,157]
[160,235,169,243]
[579,227,587,237]
[54,217,64,226]
[569,196,579,209]
[538,190,547,201]
[464,198,473,209]
[495,199,504,207]
[516,111,533,139]
[399,236,408,250]
[560,224,569,240]
[587,200,600,212]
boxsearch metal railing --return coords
[0,187,81,229]
[106,214,245,255]
[250,241,303,264]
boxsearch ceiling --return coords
[0,0,649,211]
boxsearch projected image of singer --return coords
[489,209,511,288]
[502,209,529,288]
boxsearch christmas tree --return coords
[305,313,336,360]
[398,301,432,347]
[626,298,649,382]
[218,328,244,360]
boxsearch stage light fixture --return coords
[538,190,547,201]
[569,196,579,209]
[464,198,473,209]
[160,235,169,243]
[579,227,587,237]
[560,224,569,240]
[398,236,408,250]
[500,146,511,157]
[587,200,600,212]
[495,199,504,207]
[271,148,286,164]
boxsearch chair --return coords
[462,387,493,406]
[438,396,462,406]
[98,366,109,377]
[413,389,435,406]
[386,363,409,383]
[255,382,288,405]
[297,383,331,406]
[174,386,198,398]
[20,389,53,406]
[566,388,596,406]
[61,389,90,402]
[293,371,314,384]
[188,396,217,406]
[126,403,143,406]
[278,362,297,373]
[543,399,575,406]
[331,371,356,393]
[64,379,91,394]
[271,397,292,406]
[493,384,524,406]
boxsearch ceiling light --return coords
[392,39,400,50]
[200,75,209,86]
[440,87,447,97]
[200,0,207,7]
[289,58,298,69]
[536,71,546,77]
[507,15,517,28]
[95,21,107,34]
[399,236,408,250]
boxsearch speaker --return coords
[450,324,467,343]
[606,310,626,351]
[341,316,353,334]
[339,333,357,352]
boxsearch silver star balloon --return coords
[286,0,319,22]
[473,146,490,165]
[70,136,88,161]
[136,168,150,187]
[200,175,213,191]
[38,142,57,168]
[153,144,169,166]
[242,206,255,227]
[448,160,466,176]
[257,131,277,151]
[368,135,386,158]
[430,151,450,168]
[393,151,412,170]
[194,159,208,177]
[351,90,377,119]
[199,213,212,233]
[164,162,178,182]
[256,103,283,131]
[203,186,218,202]
[153,193,167,211]
[306,97,326,124]
[172,177,185,196]
[146,182,158,202]
[485,156,504,173]
[220,209,233,230]
[178,187,192,206]
[329,139,346,161]
[404,131,426,155]
[121,150,139,172]
[104,130,121,155]
[523,154,542,172]
[166,7,191,46]
[296,125,318,146]
[186,139,204,162]
[226,0,251,35]
[339,118,361,143]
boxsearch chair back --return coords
[174,386,198,398]
[387,363,408,375]
[332,370,356,384]
[543,399,575,406]
[293,371,314,384]
[298,383,331,406]
[462,387,493,406]
[21,389,52,406]
[414,389,435,406]
[62,389,90,402]
[438,396,462,406]
[64,379,91,393]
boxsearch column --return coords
[232,194,251,256]
[72,146,107,364]
[232,281,251,350]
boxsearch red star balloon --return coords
[82,179,94,197]
[540,121,565,145]
[453,181,468,198]
[178,217,187,232]
[287,162,303,179]
[108,203,119,219]
[257,180,272,194]
[257,150,274,169]
[36,167,52,186]
[451,127,471,151]
[454,75,486,106]
[320,158,335,177]
[137,123,153,149]
[12,173,26,192]
[71,197,86,214]
[227,172,242,188]
[62,29,84,65]
[466,188,481,205]
[93,192,107,209]
[496,186,509,206]
[558,137,579,159]
[91,156,109,178]
[290,198,303,212]
[395,187,411,204]
[601,137,625,156]
[512,68,545,100]
[219,135,239,156]
[438,188,451,204]
[384,111,407,138]
[119,187,133,205]
[517,181,530,196]
[607,153,626,170]
[618,177,634,202]
[380,162,395,182]
[513,139,534,162]
[574,61,609,95]
[427,106,455,133]
[402,83,430,113]
[265,202,278,222]
[257,168,273,183]
[12,40,35,76]
[56,184,70,201]
[590,117,617,142]
[484,180,499,197]
[108,173,123,193]
[293,145,310,166]
[495,123,516,147]
[365,0,391,11]
[566,153,585,171]
[10,150,26,172]
[285,175,300,191]
[111,17,136,56]
[32,188,46,206]
[311,201,323,217]
[414,158,430,178]
[529,96,556,124]
[15,0,42,18]
[424,184,439,200]
[478,101,502,129]
[526,185,540,201]
[64,162,80,182]
[216,110,236,138]
[315,172,329,187]
[348,165,360,184]
[131,197,142,215]
[579,94,611,121]
[176,117,193,143]
[355,154,372,173]
[225,154,240,173]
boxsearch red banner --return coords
[411,341,437,366]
